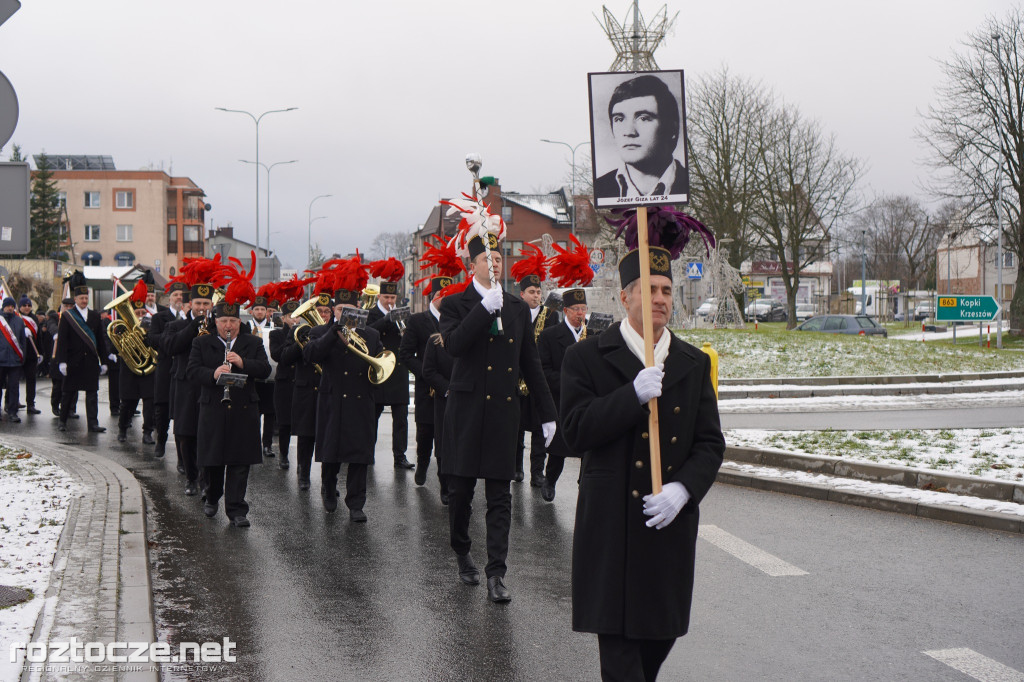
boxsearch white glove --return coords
[542,421,557,448]
[100,364,108,376]
[24,328,31,337]
[643,482,690,530]
[480,287,503,314]
[633,364,664,404]
[108,354,117,362]
[59,362,67,376]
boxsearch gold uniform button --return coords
[487,366,492,371]
[641,432,649,440]
[486,395,491,400]
[507,367,512,373]
[489,338,493,343]
[631,490,639,498]
[673,407,680,414]
[507,397,512,402]
[508,338,513,344]
[344,371,348,375]
[671,437,678,444]
[667,465,673,472]
[635,460,643,469]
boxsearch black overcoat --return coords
[438,284,556,480]
[167,313,204,436]
[282,329,319,438]
[148,308,177,403]
[561,322,725,640]
[366,305,409,406]
[118,363,155,401]
[55,308,106,392]
[269,326,296,427]
[421,336,452,458]
[186,332,270,467]
[397,310,439,424]
[537,321,581,459]
[304,323,382,464]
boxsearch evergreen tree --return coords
[8,143,23,161]
[29,153,66,260]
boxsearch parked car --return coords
[744,299,788,322]
[914,301,935,320]
[795,303,817,322]
[794,314,888,337]
[696,298,718,319]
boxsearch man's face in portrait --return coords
[611,95,666,168]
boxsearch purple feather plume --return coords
[605,206,716,260]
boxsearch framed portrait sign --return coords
[588,69,689,208]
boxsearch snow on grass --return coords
[0,445,79,681]
[673,326,1024,378]
[724,428,1024,483]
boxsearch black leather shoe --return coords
[70,413,80,419]
[278,456,289,470]
[5,413,21,423]
[109,411,119,417]
[414,463,427,486]
[52,407,60,417]
[349,509,367,523]
[57,422,67,432]
[541,482,555,503]
[530,474,546,488]
[154,441,166,458]
[117,429,127,443]
[457,554,480,585]
[176,464,185,475]
[142,431,155,445]
[203,502,217,518]
[184,481,198,496]
[487,576,511,603]
[394,456,415,470]
[298,475,310,490]
[88,425,106,433]
[441,490,449,506]
[263,446,275,458]
[27,407,41,415]
[321,486,338,513]
[514,470,524,483]
[230,516,250,528]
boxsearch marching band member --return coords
[304,256,382,520]
[537,236,595,502]
[248,287,278,458]
[116,276,156,444]
[149,279,188,457]
[561,211,723,680]
[187,258,270,528]
[267,277,310,470]
[367,258,414,470]
[18,296,41,416]
[437,199,556,603]
[55,271,108,433]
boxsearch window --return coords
[114,189,134,209]
[801,317,824,331]
[183,225,200,241]
[506,240,524,257]
[84,191,100,208]
[82,252,102,266]
[116,224,133,242]
[1003,252,1014,268]
[823,317,844,331]
[501,206,512,223]
[84,225,100,241]
[167,225,177,241]
[114,252,135,266]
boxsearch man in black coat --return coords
[367,281,414,470]
[101,313,121,417]
[48,300,77,419]
[537,288,588,502]
[439,235,557,603]
[0,296,27,421]
[247,296,277,458]
[115,302,156,444]
[166,283,215,495]
[514,273,547,486]
[18,296,41,415]
[149,281,187,457]
[561,246,724,681]
[187,299,271,528]
[269,300,300,470]
[422,325,453,505]
[397,276,451,486]
[304,287,383,521]
[55,273,108,433]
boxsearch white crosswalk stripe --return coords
[698,525,809,576]
[923,648,1024,682]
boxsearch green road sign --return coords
[935,295,1001,322]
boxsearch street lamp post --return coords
[215,106,297,278]
[308,194,333,268]
[240,159,297,258]
[540,139,590,237]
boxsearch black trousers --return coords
[517,425,546,477]
[375,403,409,459]
[448,476,512,578]
[322,461,368,510]
[204,464,250,519]
[23,357,36,407]
[61,389,98,425]
[50,375,63,414]
[278,425,291,459]
[296,436,314,479]
[154,402,170,445]
[0,365,21,414]
[545,455,566,486]
[177,435,201,484]
[597,635,675,682]
[107,366,120,411]
[119,397,153,432]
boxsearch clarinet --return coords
[221,330,233,405]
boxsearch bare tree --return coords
[853,195,940,290]
[748,104,863,327]
[919,6,1024,328]
[369,231,412,261]
[687,67,773,269]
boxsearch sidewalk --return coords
[3,434,157,682]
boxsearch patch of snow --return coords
[720,390,1024,413]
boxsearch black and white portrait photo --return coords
[588,70,689,208]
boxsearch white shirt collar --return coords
[565,316,582,341]
[429,301,441,322]
[377,300,389,316]
[530,305,540,322]
[145,304,157,315]
[613,159,678,198]
[75,305,89,317]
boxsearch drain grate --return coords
[0,584,33,608]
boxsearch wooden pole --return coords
[636,207,662,494]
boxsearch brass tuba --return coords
[359,284,380,310]
[292,296,326,374]
[104,290,158,375]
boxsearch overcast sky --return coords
[0,0,1015,270]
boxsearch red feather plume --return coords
[509,243,547,283]
[438,279,471,298]
[276,274,313,303]
[548,235,594,288]
[179,253,226,288]
[369,257,404,282]
[419,234,467,278]
[219,250,257,306]
[130,278,148,304]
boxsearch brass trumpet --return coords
[104,290,158,375]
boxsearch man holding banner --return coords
[0,296,26,421]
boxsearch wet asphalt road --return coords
[26,383,1024,681]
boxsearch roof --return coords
[83,264,168,288]
[502,189,571,225]
[35,155,116,171]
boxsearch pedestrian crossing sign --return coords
[687,262,703,280]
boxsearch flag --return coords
[0,278,10,303]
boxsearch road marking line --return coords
[923,648,1024,682]
[698,525,808,577]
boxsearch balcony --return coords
[166,206,176,221]
[182,240,204,256]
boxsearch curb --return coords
[4,435,158,682]
[718,369,1024,387]
[718,446,1024,534]
[718,379,1022,400]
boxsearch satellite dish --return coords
[204,203,212,211]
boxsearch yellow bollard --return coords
[700,342,719,398]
